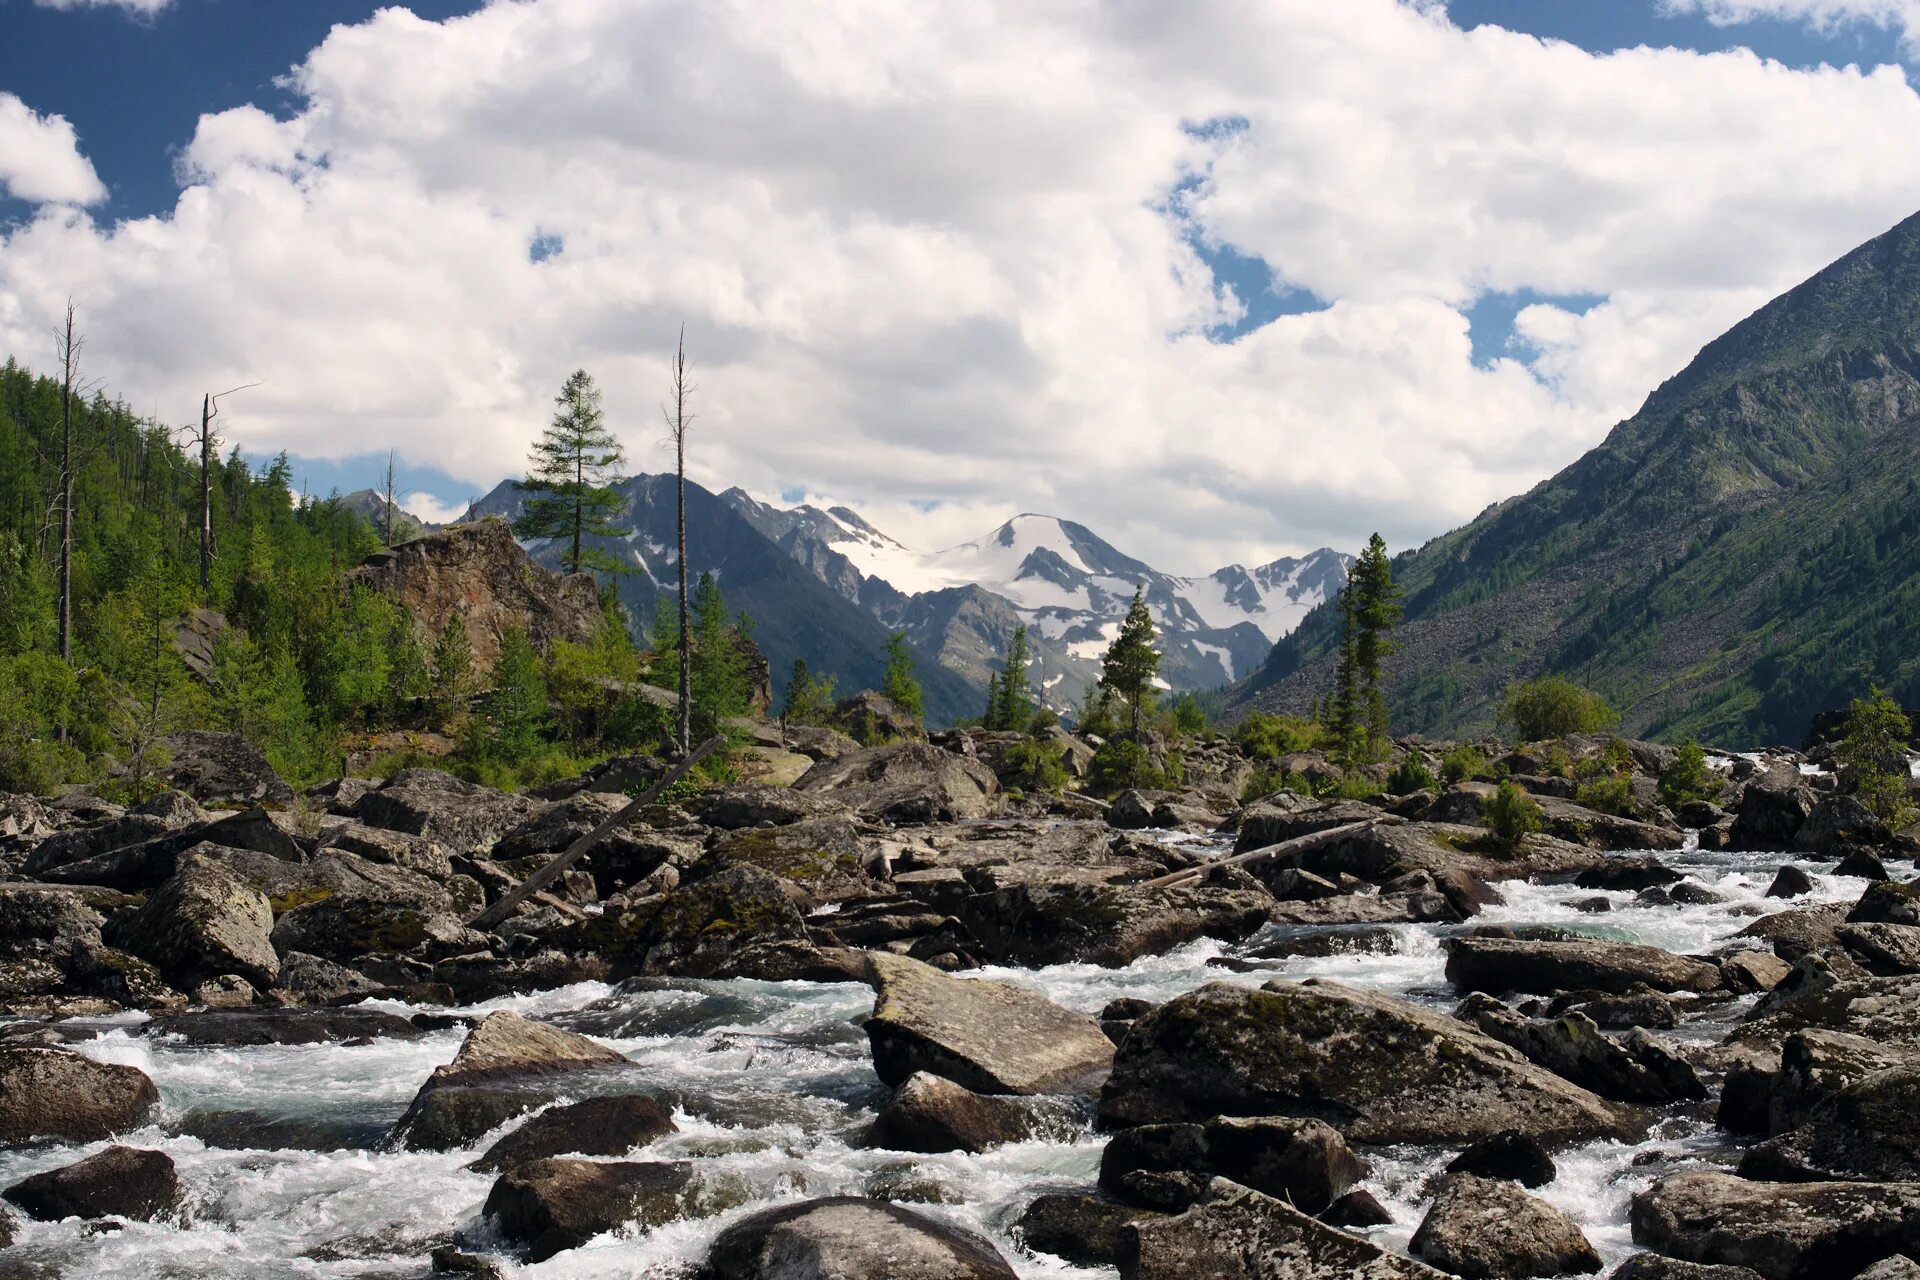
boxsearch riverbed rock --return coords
[1119,1180,1448,1279]
[1793,794,1889,854]
[1741,1064,1920,1182]
[1765,867,1816,899]
[152,730,296,809]
[863,953,1112,1095]
[1458,996,1707,1105]
[1447,938,1723,997]
[471,1094,679,1173]
[3,1146,179,1222]
[1608,1260,1765,1280]
[1850,881,1920,927]
[953,863,1274,968]
[1738,902,1849,960]
[1411,1172,1601,1279]
[107,858,279,990]
[1099,979,1627,1144]
[0,1047,159,1145]
[353,768,541,852]
[866,1071,1037,1153]
[796,742,999,823]
[483,1156,693,1262]
[390,1011,635,1150]
[614,863,815,978]
[1447,1132,1558,1187]
[705,1196,1020,1280]
[1728,769,1815,853]
[1016,1193,1165,1268]
[1633,1172,1920,1280]
[1099,1115,1362,1213]
[147,1006,423,1046]
[1732,972,1920,1054]
[1838,923,1920,975]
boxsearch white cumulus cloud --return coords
[0,93,107,206]
[4,0,1920,572]
[1664,0,1920,55]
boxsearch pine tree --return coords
[484,628,547,760]
[1325,582,1363,768]
[782,657,836,726]
[429,616,473,729]
[982,672,1002,727]
[1099,587,1161,733]
[688,572,752,741]
[512,369,628,576]
[991,626,1032,730]
[881,630,923,727]
[1349,533,1402,757]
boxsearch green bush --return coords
[1839,687,1917,828]
[1387,754,1437,795]
[1574,774,1632,816]
[1486,779,1543,849]
[1004,737,1069,792]
[1499,676,1619,742]
[1090,737,1175,792]
[1170,692,1209,738]
[1234,710,1320,761]
[1440,743,1488,784]
[1659,740,1721,806]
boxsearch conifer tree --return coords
[982,672,1002,727]
[782,657,835,726]
[881,630,923,726]
[688,572,752,740]
[484,628,547,760]
[513,369,627,576]
[1099,587,1161,733]
[429,616,473,728]
[1325,582,1363,767]
[1350,533,1402,755]
[990,626,1032,730]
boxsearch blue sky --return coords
[3,0,1919,567]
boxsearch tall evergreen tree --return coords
[1349,533,1402,757]
[782,657,835,726]
[981,672,1002,728]
[513,369,627,576]
[881,630,923,726]
[688,571,753,741]
[990,626,1032,730]
[1099,587,1161,733]
[429,616,473,729]
[1324,582,1363,767]
[483,628,547,761]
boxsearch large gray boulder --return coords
[705,1197,1019,1280]
[1099,1115,1363,1214]
[483,1157,693,1262]
[2,1145,179,1222]
[389,1011,635,1150]
[1119,1181,1448,1279]
[152,730,295,808]
[863,953,1114,1095]
[353,768,540,851]
[1458,995,1707,1105]
[796,742,999,823]
[1098,980,1628,1145]
[865,1071,1037,1154]
[954,863,1275,967]
[1410,1172,1601,1279]
[471,1094,678,1173]
[1728,768,1815,853]
[107,857,279,990]
[1631,1171,1920,1280]
[1446,937,1723,996]
[0,1047,159,1145]
[612,863,815,979]
[1741,1064,1920,1182]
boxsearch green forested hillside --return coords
[1242,209,1920,747]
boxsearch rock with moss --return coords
[864,952,1114,1095]
[955,863,1275,968]
[865,1071,1038,1154]
[796,742,999,823]
[1098,979,1629,1144]
[1017,1193,1166,1269]
[1447,937,1724,997]
[1455,995,1706,1105]
[705,817,886,902]
[1741,1063,1920,1182]
[353,768,542,852]
[705,1196,1019,1280]
[1411,1172,1601,1279]
[1120,1180,1448,1279]
[152,730,296,809]
[614,863,815,979]
[1630,1171,1920,1280]
[107,857,280,990]
[1099,1115,1363,1214]
[471,1094,678,1173]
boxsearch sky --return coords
[3,0,1920,571]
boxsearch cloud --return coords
[4,0,1920,574]
[400,492,472,527]
[33,0,173,16]
[1663,0,1920,55]
[0,93,107,205]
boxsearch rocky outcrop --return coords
[1098,1115,1363,1214]
[863,952,1114,1095]
[954,863,1275,968]
[2,1146,179,1222]
[796,742,999,823]
[390,1011,635,1150]
[471,1094,678,1173]
[353,768,541,852]
[1741,1064,1920,1182]
[1098,980,1627,1144]
[1630,1171,1920,1280]
[0,1047,159,1144]
[705,1197,1020,1280]
[1446,937,1723,997]
[483,1157,694,1262]
[1457,995,1707,1105]
[831,690,924,744]
[346,518,601,672]
[1120,1181,1448,1280]
[1410,1173,1601,1279]
[613,863,815,979]
[107,858,279,990]
[1727,769,1815,853]
[151,731,295,809]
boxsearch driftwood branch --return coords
[468,734,725,930]
[1136,819,1379,891]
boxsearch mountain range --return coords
[1238,207,1920,748]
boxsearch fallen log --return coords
[1136,819,1379,891]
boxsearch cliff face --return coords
[347,517,601,671]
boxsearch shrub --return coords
[1499,676,1619,742]
[1387,754,1437,795]
[1440,743,1488,784]
[1004,737,1069,792]
[1574,774,1632,816]
[1486,779,1543,849]
[1234,710,1320,761]
[1089,737,1176,792]
[1170,692,1209,738]
[1839,687,1917,828]
[1659,740,1721,807]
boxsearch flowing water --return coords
[0,841,1873,1279]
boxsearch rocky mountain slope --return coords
[467,475,984,726]
[723,491,1348,709]
[1241,208,1920,747]
[337,488,429,545]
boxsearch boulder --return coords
[863,953,1114,1095]
[1119,1181,1448,1279]
[1016,1192,1165,1269]
[147,1006,423,1046]
[613,863,814,978]
[1447,1132,1558,1188]
[107,858,279,990]
[1728,770,1816,853]
[1098,980,1628,1144]
[1631,1171,1920,1280]
[1721,951,1794,993]
[152,730,295,808]
[354,768,540,851]
[1324,1189,1396,1227]
[1530,796,1685,852]
[796,742,999,823]
[267,857,466,964]
[691,784,852,831]
[831,690,925,744]
[705,817,887,902]
[1850,882,1920,927]
[1741,1065,1920,1182]
[0,1047,158,1144]
[1840,923,1920,976]
[1856,1261,1920,1280]
[319,823,453,879]
[1458,996,1708,1106]
[1447,937,1723,997]
[482,1157,693,1262]
[390,1011,634,1150]
[866,1071,1037,1153]
[1099,1115,1363,1214]
[954,863,1274,968]
[1765,866,1816,899]
[1608,1260,1765,1280]
[705,1197,1019,1280]
[1733,973,1920,1054]
[1793,794,1889,854]
[1410,1173,1601,1279]
[2,1146,178,1222]
[346,518,600,673]
[1738,902,1849,961]
[471,1094,678,1172]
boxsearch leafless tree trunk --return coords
[384,449,398,548]
[662,326,696,756]
[179,383,258,597]
[55,302,79,666]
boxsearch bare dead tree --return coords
[661,326,696,756]
[54,302,81,665]
[178,382,259,596]
[384,449,399,548]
